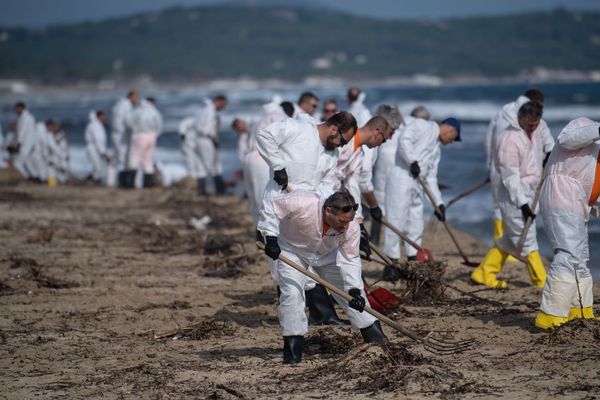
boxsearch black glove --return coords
[255,229,264,243]
[543,152,551,168]
[348,288,366,312]
[520,204,536,222]
[369,206,383,223]
[410,161,421,178]
[264,236,281,260]
[273,169,288,190]
[434,204,446,222]
[359,224,371,260]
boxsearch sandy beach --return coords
[1,182,599,399]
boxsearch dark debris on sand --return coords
[535,318,600,345]
[305,327,360,355]
[386,260,448,301]
[177,318,237,341]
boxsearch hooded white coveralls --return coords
[111,98,133,170]
[179,117,202,179]
[257,190,377,336]
[127,100,162,174]
[85,111,108,181]
[383,119,443,258]
[243,101,285,225]
[486,96,555,236]
[193,99,222,178]
[536,118,599,327]
[15,109,43,179]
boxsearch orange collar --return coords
[353,130,361,153]
[589,148,600,206]
[323,222,330,236]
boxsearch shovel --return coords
[257,242,473,354]
[446,177,490,209]
[380,218,434,263]
[417,177,479,267]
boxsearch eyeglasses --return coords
[339,131,349,146]
[324,108,337,113]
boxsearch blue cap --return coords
[441,117,461,142]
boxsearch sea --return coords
[1,81,600,277]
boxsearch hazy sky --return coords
[1,0,599,28]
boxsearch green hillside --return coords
[1,5,599,82]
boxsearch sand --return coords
[1,182,599,399]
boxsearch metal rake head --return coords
[421,335,475,355]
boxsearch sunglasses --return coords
[335,203,359,213]
[339,131,349,146]
[324,108,337,113]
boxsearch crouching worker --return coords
[258,189,388,364]
[536,118,600,329]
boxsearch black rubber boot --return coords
[283,335,304,364]
[118,171,128,188]
[360,321,389,345]
[214,175,226,195]
[122,170,136,189]
[306,284,349,326]
[370,220,382,246]
[197,178,207,196]
[382,264,401,282]
[407,256,417,262]
[143,173,155,188]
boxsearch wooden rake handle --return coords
[446,177,490,209]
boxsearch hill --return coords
[1,5,599,82]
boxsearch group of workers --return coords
[3,85,598,363]
[3,102,70,185]
[228,86,598,364]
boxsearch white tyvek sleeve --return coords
[558,118,600,150]
[539,121,555,154]
[336,220,363,291]
[257,191,293,237]
[154,110,163,136]
[344,151,364,220]
[497,134,528,207]
[193,105,216,138]
[359,146,376,193]
[425,147,443,206]
[256,119,291,171]
[397,122,419,166]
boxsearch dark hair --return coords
[298,91,318,105]
[347,87,361,103]
[15,102,26,109]
[280,101,294,117]
[126,90,137,98]
[214,94,227,102]
[364,115,390,132]
[146,96,156,104]
[518,101,544,120]
[231,118,244,129]
[96,110,105,118]
[523,89,544,104]
[324,111,357,136]
[323,190,357,214]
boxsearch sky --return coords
[1,0,599,28]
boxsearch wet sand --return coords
[0,183,599,399]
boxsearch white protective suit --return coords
[348,93,372,128]
[321,133,364,221]
[111,98,133,170]
[486,96,554,222]
[44,130,69,182]
[493,111,555,256]
[179,117,202,178]
[15,109,43,178]
[384,119,443,258]
[85,111,108,181]
[257,190,377,336]
[193,98,222,178]
[372,118,411,213]
[539,118,599,318]
[127,100,162,173]
[243,99,286,225]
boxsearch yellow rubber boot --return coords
[471,246,508,289]
[535,311,568,329]
[493,219,504,241]
[567,307,596,320]
[494,219,518,262]
[47,176,58,187]
[526,251,547,288]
